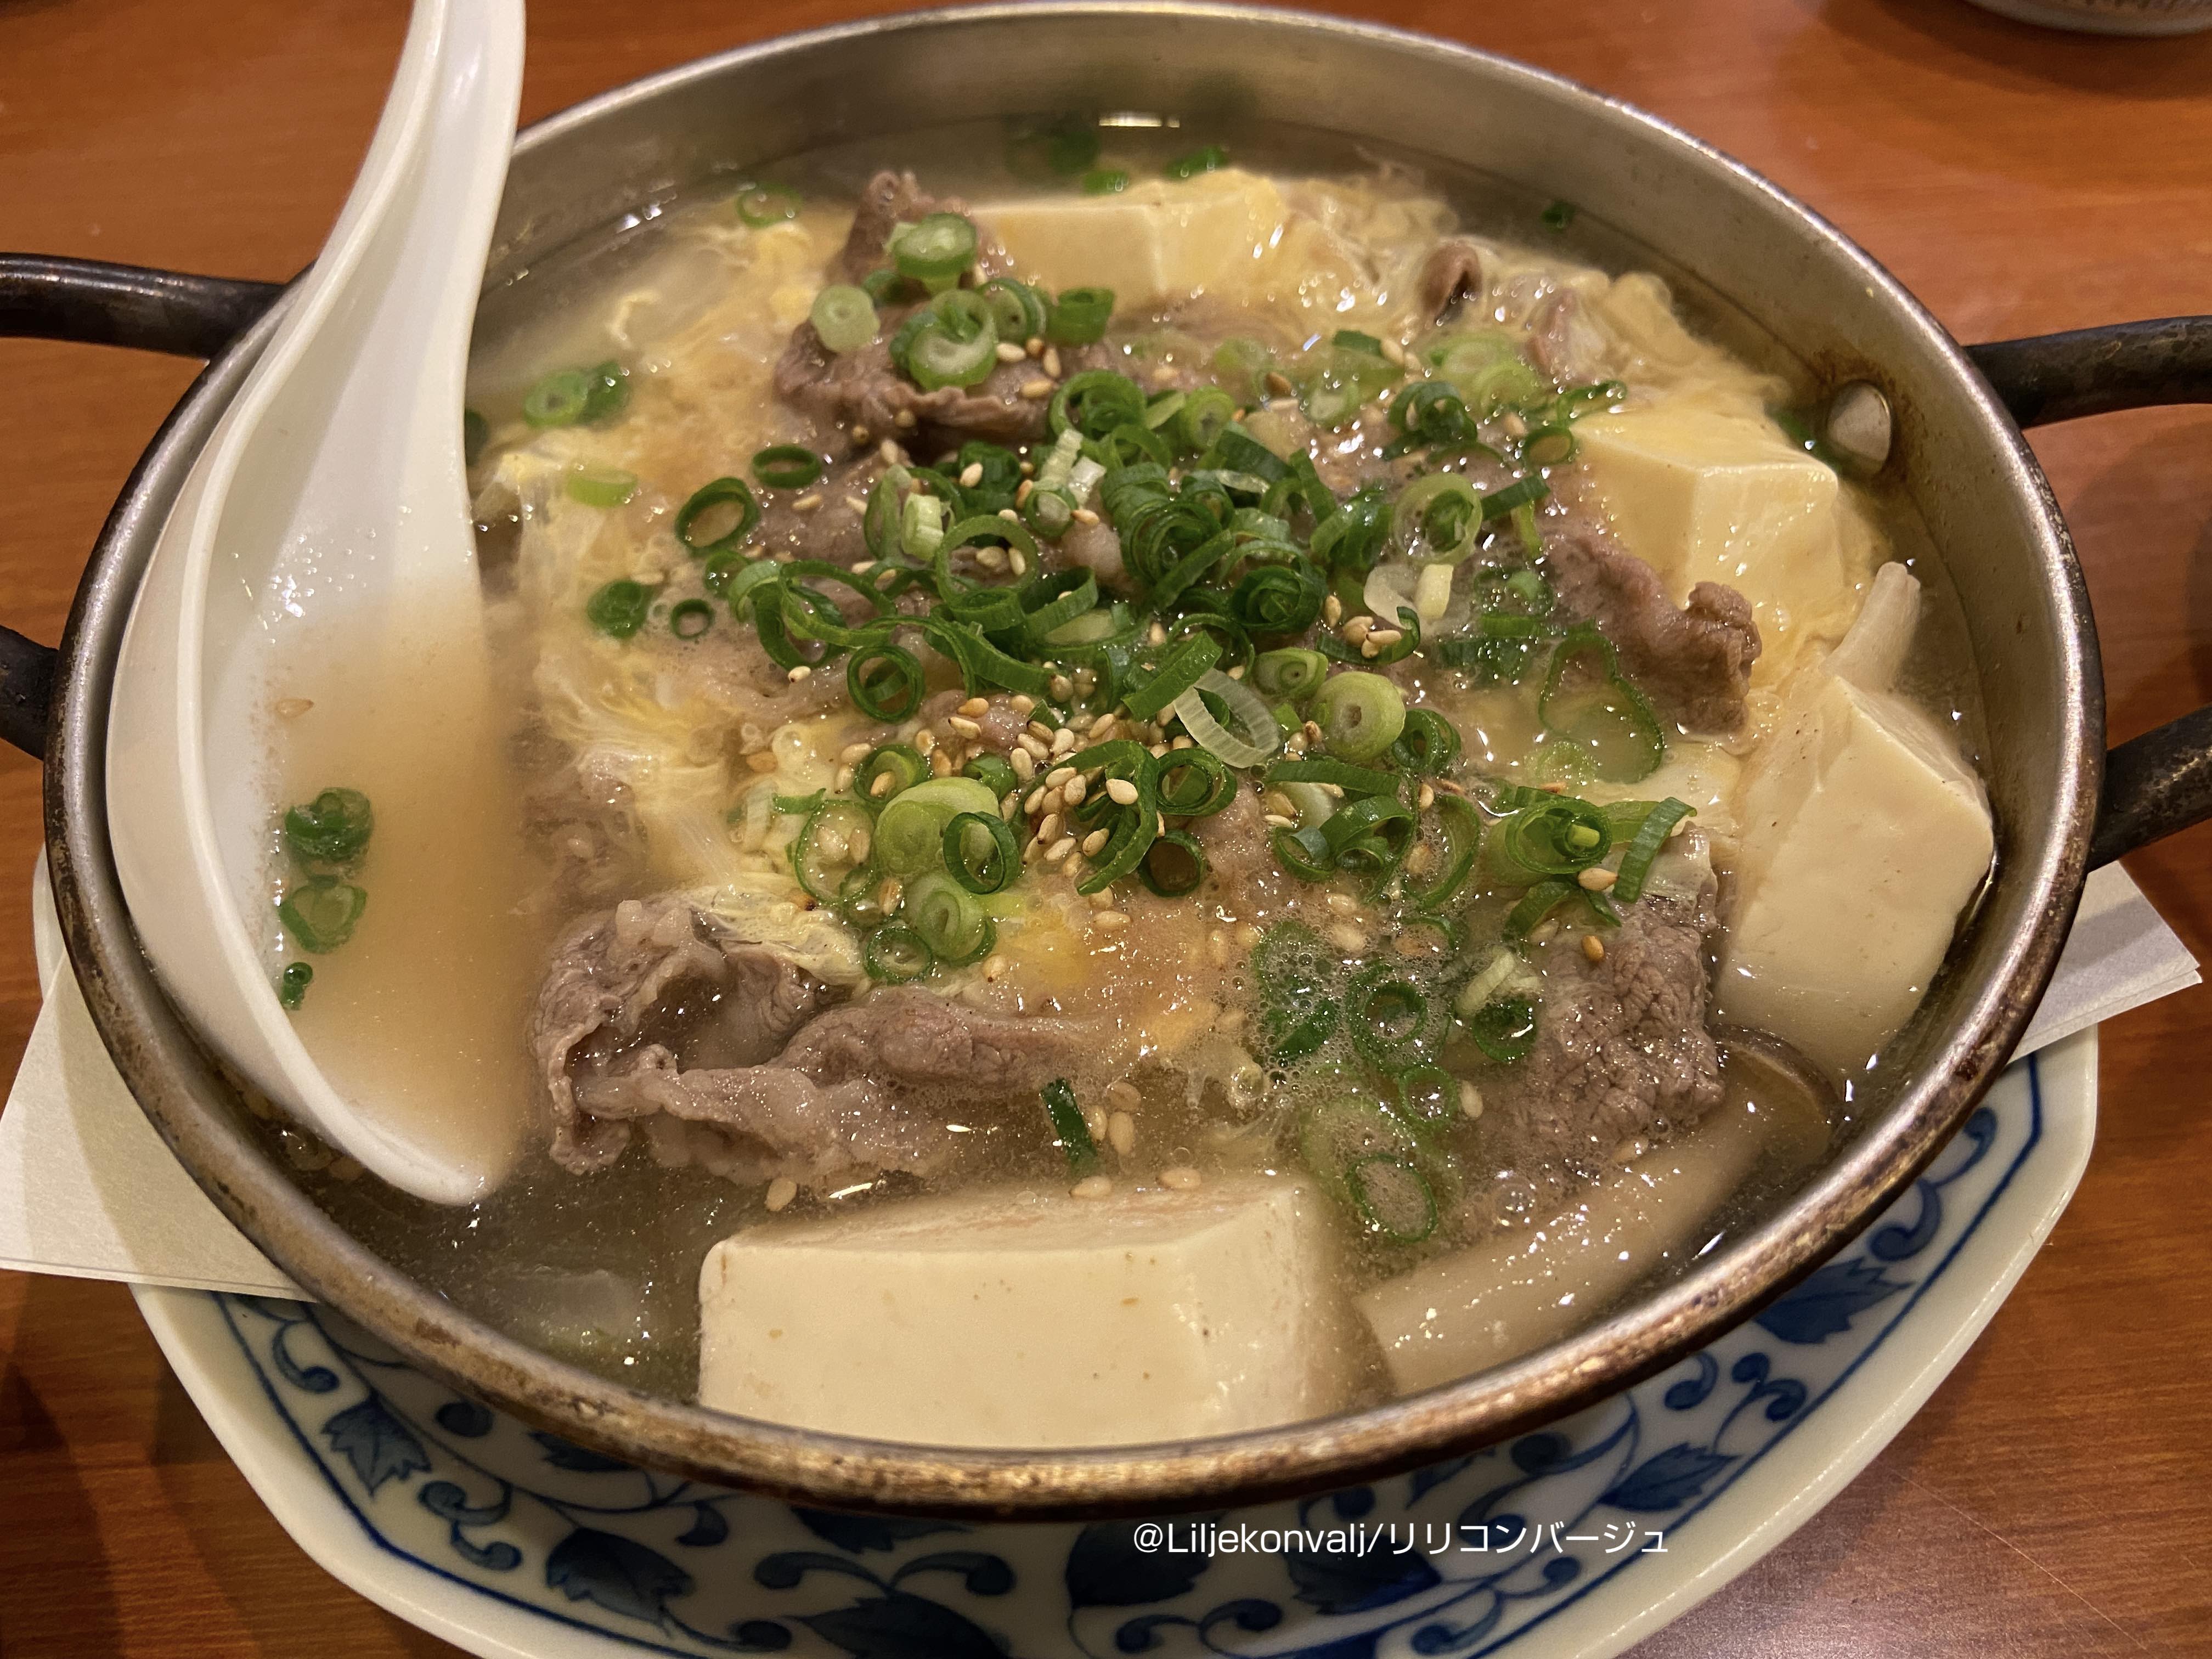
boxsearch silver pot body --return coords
[33,3,2129,1516]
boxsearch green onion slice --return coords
[1041,1077,1098,1171]
[978,278,1048,343]
[585,579,652,639]
[1612,797,1696,902]
[1170,668,1282,768]
[863,923,933,983]
[1346,963,1445,1072]
[1267,756,1398,798]
[1393,1063,1458,1134]
[888,211,979,282]
[810,283,878,353]
[581,361,630,424]
[276,961,313,1011]
[853,742,929,801]
[846,642,924,721]
[276,876,368,954]
[567,466,638,509]
[1389,708,1462,774]
[283,787,374,866]
[1392,473,1484,563]
[674,477,761,556]
[1254,922,1343,1063]
[876,776,1000,874]
[751,444,823,490]
[1138,830,1209,896]
[668,598,714,640]
[1046,286,1115,346]
[1538,623,1667,783]
[522,369,590,429]
[905,869,996,964]
[943,811,1019,895]
[1122,632,1222,721]
[1310,670,1405,762]
[1409,791,1482,910]
[1504,877,1581,941]
[1250,648,1328,704]
[1152,749,1235,816]
[1466,995,1540,1064]
[1348,1155,1439,1244]
[792,799,878,907]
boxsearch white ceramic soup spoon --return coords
[106,0,528,1204]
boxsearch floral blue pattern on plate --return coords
[151,1039,2078,1659]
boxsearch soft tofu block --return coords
[1577,405,1848,669]
[978,170,1286,308]
[697,1173,1356,1448]
[1716,674,1994,1073]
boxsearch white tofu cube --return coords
[977,170,1288,308]
[1576,404,1851,674]
[1716,672,1993,1073]
[697,1173,1358,1447]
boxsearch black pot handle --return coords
[0,256,283,758]
[1966,318,2212,868]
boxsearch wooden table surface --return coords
[3,0,2209,1652]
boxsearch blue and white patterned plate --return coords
[134,1030,2095,1659]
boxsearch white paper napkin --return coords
[0,856,2196,1301]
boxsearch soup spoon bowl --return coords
[101,0,526,1205]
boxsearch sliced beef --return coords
[751,453,885,566]
[1187,778,1274,909]
[1542,528,1760,735]
[535,894,1102,1186]
[1529,289,1606,381]
[1419,239,1485,323]
[534,895,826,1173]
[776,326,1120,448]
[1474,843,1723,1190]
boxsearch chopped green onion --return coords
[566,466,637,509]
[1152,748,1235,816]
[1311,670,1405,761]
[852,742,928,800]
[901,288,1000,390]
[1347,1156,1439,1244]
[860,266,901,304]
[1251,647,1329,703]
[1612,797,1696,902]
[901,492,946,559]
[1297,1094,1432,1224]
[668,598,714,640]
[1254,922,1343,1063]
[1389,708,1461,773]
[736,183,802,227]
[1393,1063,1458,1133]
[1169,668,1282,768]
[1465,996,1539,1064]
[863,923,933,983]
[283,787,374,868]
[1081,168,1129,195]
[522,369,589,428]
[1491,794,1614,884]
[585,579,652,639]
[1541,199,1577,231]
[1321,794,1417,882]
[942,811,1018,895]
[581,360,630,424]
[1046,286,1115,346]
[905,869,995,963]
[1229,562,1325,635]
[1048,368,1143,436]
[963,753,1018,800]
[1139,830,1209,896]
[751,444,822,491]
[1268,756,1398,797]
[792,799,877,907]
[1481,474,1551,519]
[1391,473,1483,563]
[1504,877,1582,941]
[1346,963,1444,1071]
[1164,144,1229,180]
[1538,623,1667,783]
[1175,386,1237,454]
[277,876,368,954]
[846,642,924,721]
[277,961,313,1011]
[876,775,1000,874]
[1122,631,1222,721]
[810,284,878,353]
[1408,792,1481,909]
[674,477,761,555]
[978,278,1048,343]
[1041,1078,1098,1172]
[1521,423,1575,466]
[888,212,979,283]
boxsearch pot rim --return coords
[44,0,2097,1518]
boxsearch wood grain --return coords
[3,1,2209,1652]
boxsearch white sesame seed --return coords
[913,728,936,755]
[1014,478,1035,507]
[1108,1111,1137,1155]
[1327,923,1368,954]
[1049,675,1075,701]
[1342,615,1373,644]
[1009,549,1028,575]
[1530,919,1560,944]
[839,741,872,764]
[1263,813,1295,830]
[1062,775,1089,806]
[1020,378,1055,400]
[1380,337,1407,366]
[930,747,953,777]
[1359,639,1380,658]
[1323,594,1342,625]
[983,953,1009,982]
[1171,735,1194,750]
[1082,828,1111,857]
[1044,765,1076,789]
[878,438,901,465]
[1148,620,1169,645]
[1010,693,1036,714]
[1368,628,1403,647]
[1025,335,1045,357]
[1417,783,1436,810]
[1071,506,1101,525]
[1052,726,1079,755]
[1159,1166,1203,1191]
[1459,1081,1485,1121]
[765,1177,798,1212]
[894,409,917,430]
[1001,792,1020,821]
[1265,370,1294,397]
[995,341,1026,363]
[1047,836,1078,862]
[1018,733,1050,761]
[876,876,903,911]
[1583,933,1607,963]
[949,715,983,737]
[1094,909,1130,930]
[1578,866,1618,891]
[1042,346,1063,379]
[851,425,871,444]
[1089,885,1115,909]
[1038,811,1063,844]
[1072,1175,1114,1200]
[871,771,895,797]
[1404,843,1436,876]
[1151,364,1180,387]
[1105,1081,1141,1110]
[844,495,868,514]
[833,765,854,792]
[792,492,823,513]
[1008,753,1037,788]
[1105,776,1139,806]
[786,664,812,683]
[957,695,990,718]
[1325,893,1359,916]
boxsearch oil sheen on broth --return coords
[265,117,1995,1444]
